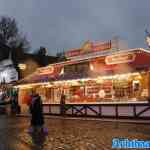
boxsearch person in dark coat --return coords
[10,90,20,114]
[60,92,66,116]
[30,93,44,132]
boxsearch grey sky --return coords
[0,0,150,55]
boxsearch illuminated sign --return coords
[146,36,150,47]
[65,41,111,58]
[38,66,54,75]
[18,64,27,70]
[0,68,18,83]
[105,53,136,65]
[0,57,18,83]
[65,49,81,58]
[80,41,92,54]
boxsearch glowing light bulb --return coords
[90,64,94,71]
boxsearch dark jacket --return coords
[30,94,44,126]
[60,94,66,105]
[60,94,66,115]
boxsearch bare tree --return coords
[0,16,30,80]
[0,16,30,52]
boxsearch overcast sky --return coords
[0,0,150,55]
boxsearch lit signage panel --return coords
[65,41,111,58]
[0,58,18,83]
[105,53,136,65]
[38,66,54,75]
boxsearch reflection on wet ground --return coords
[0,115,150,149]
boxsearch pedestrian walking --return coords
[29,92,44,133]
[60,91,66,116]
[10,89,20,114]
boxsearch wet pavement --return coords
[0,116,150,150]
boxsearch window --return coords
[64,62,89,74]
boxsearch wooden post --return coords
[49,104,51,114]
[98,105,102,117]
[115,104,118,118]
[72,105,74,115]
[84,105,87,116]
[148,72,150,99]
[133,105,136,118]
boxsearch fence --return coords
[43,102,150,119]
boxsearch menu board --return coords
[85,80,113,99]
[85,85,100,95]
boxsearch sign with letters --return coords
[105,52,136,65]
[38,66,54,75]
[65,41,112,59]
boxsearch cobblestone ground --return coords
[0,116,150,150]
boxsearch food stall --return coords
[15,40,150,117]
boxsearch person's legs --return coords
[32,126,39,132]
[34,125,43,133]
[62,104,65,116]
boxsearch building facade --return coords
[0,42,58,83]
[16,40,150,107]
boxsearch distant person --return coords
[26,91,33,106]
[0,89,4,101]
[30,92,44,132]
[1,89,7,102]
[60,92,66,116]
[10,90,20,114]
[0,89,6,114]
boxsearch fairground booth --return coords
[15,40,150,118]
